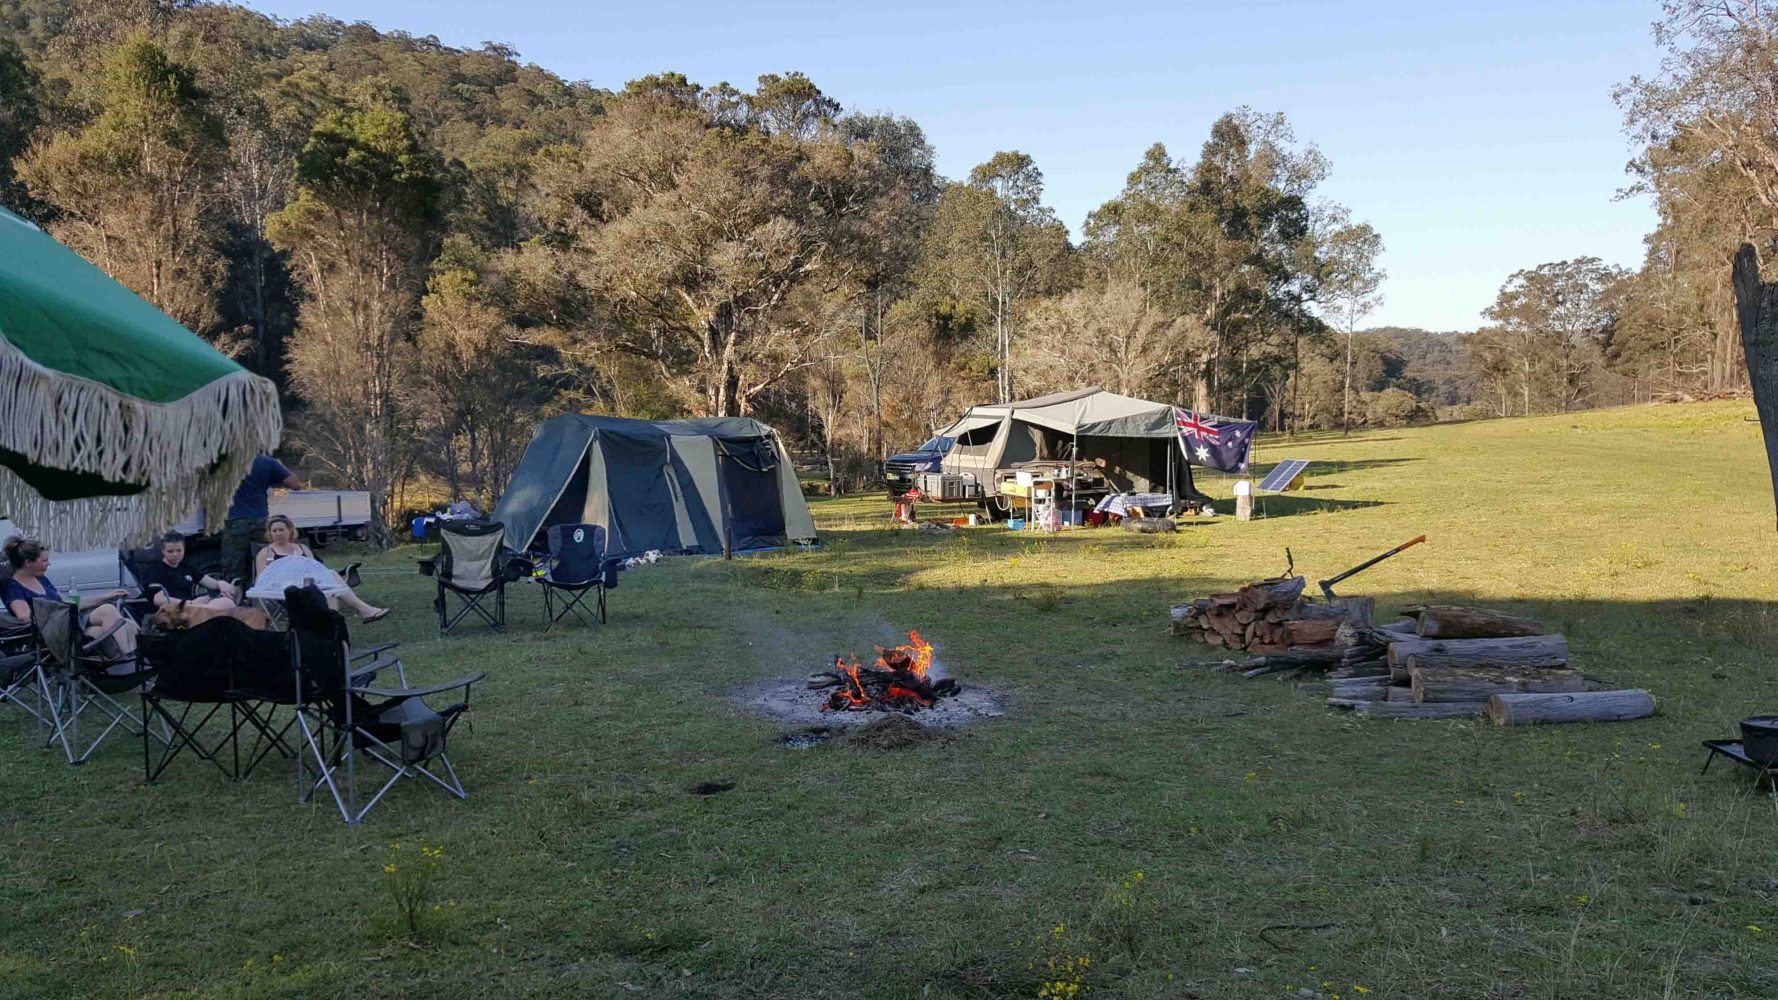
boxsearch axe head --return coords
[1318,579,1336,600]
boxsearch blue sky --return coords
[245,0,1665,331]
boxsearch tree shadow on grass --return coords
[1249,495,1387,517]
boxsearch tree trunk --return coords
[1410,666,1585,703]
[1354,701,1486,719]
[1731,243,1778,529]
[1386,635,1569,679]
[1487,690,1655,725]
[1414,606,1547,639]
[1342,326,1354,434]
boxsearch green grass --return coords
[4,400,1778,998]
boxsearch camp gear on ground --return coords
[492,414,817,560]
[0,208,281,547]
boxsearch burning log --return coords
[820,631,961,713]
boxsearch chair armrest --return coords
[344,563,362,589]
[350,672,485,700]
[348,656,402,683]
[350,642,399,661]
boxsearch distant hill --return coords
[1363,326,1478,409]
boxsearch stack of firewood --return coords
[1174,591,1655,725]
[1169,576,1374,653]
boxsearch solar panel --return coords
[1257,459,1309,493]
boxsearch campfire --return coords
[809,631,961,712]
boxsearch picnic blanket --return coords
[1094,492,1175,517]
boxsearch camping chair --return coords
[34,598,163,765]
[136,618,297,782]
[0,612,47,734]
[418,520,515,636]
[538,523,618,628]
[120,545,246,621]
[285,585,482,825]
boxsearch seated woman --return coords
[143,531,238,609]
[3,535,139,655]
[255,515,390,623]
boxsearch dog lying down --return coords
[150,599,272,632]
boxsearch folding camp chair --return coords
[34,598,163,765]
[285,585,483,824]
[538,523,618,628]
[418,520,515,636]
[136,618,297,782]
[0,623,48,739]
[121,545,250,620]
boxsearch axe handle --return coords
[1319,535,1427,594]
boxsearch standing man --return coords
[220,454,304,582]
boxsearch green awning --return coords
[0,208,281,546]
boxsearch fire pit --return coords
[809,631,962,713]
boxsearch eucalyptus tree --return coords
[267,95,443,541]
[19,35,232,342]
[1319,213,1386,431]
[923,150,1072,402]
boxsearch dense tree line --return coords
[0,0,1762,533]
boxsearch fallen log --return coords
[1487,690,1655,725]
[1355,700,1486,720]
[1414,605,1547,639]
[1410,667,1584,703]
[1386,685,1419,703]
[1387,635,1569,680]
[1246,646,1347,669]
[1326,697,1375,708]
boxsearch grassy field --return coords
[3,400,1777,999]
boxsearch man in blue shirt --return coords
[220,454,304,581]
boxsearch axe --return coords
[1318,535,1426,599]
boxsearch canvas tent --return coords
[493,415,817,558]
[940,387,1202,499]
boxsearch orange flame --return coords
[822,631,938,712]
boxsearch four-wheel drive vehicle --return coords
[883,434,955,498]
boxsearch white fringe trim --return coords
[0,334,281,547]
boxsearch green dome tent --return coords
[493,414,817,558]
[0,208,281,546]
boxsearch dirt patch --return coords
[846,714,947,750]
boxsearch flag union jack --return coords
[1171,407,1255,473]
[1175,409,1221,442]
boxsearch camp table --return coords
[1699,740,1778,800]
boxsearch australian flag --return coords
[1172,408,1255,473]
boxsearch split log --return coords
[1414,606,1547,639]
[1487,690,1655,725]
[1235,609,1258,625]
[1240,576,1306,610]
[1355,701,1486,720]
[1249,646,1347,669]
[1387,635,1569,680]
[1409,667,1585,703]
[1281,619,1341,646]
[1291,597,1376,625]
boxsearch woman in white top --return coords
[255,515,390,623]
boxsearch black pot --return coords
[1740,716,1778,765]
